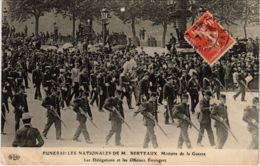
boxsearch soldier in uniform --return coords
[163,77,176,124]
[197,90,215,147]
[103,96,124,147]
[72,92,93,144]
[90,72,98,106]
[97,72,107,112]
[13,112,44,147]
[211,94,230,149]
[42,86,63,140]
[42,66,53,94]
[138,73,150,105]
[11,87,29,131]
[58,69,67,109]
[178,70,189,101]
[119,71,133,109]
[12,112,44,147]
[32,65,42,100]
[243,97,258,149]
[173,94,192,149]
[188,71,200,114]
[138,97,158,148]
[233,70,247,101]
[79,68,90,94]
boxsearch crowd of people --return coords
[1,31,259,149]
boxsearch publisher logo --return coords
[8,154,20,161]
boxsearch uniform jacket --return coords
[12,125,44,147]
[211,103,230,128]
[243,106,258,131]
[103,97,124,122]
[73,98,92,122]
[173,103,191,127]
[198,98,211,124]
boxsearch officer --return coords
[178,70,189,101]
[243,97,258,149]
[42,86,63,140]
[211,94,230,149]
[173,94,192,149]
[90,72,98,106]
[1,102,8,135]
[119,71,133,109]
[188,71,200,114]
[12,112,44,147]
[197,90,215,147]
[157,72,166,105]
[32,65,42,100]
[97,72,107,112]
[11,87,28,131]
[138,73,150,105]
[163,77,176,124]
[58,68,67,109]
[233,70,247,101]
[79,68,90,94]
[103,96,124,147]
[105,70,117,98]
[138,96,158,148]
[72,92,93,144]
[42,66,53,94]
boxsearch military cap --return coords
[220,94,226,99]
[204,90,212,97]
[182,94,189,99]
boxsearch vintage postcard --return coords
[1,0,259,165]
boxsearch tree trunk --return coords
[131,17,136,37]
[35,15,40,37]
[72,12,76,40]
[243,0,248,39]
[162,22,167,48]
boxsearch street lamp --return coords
[101,8,110,45]
[167,0,192,48]
[3,7,8,25]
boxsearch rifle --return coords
[146,112,168,137]
[110,107,133,132]
[49,107,68,129]
[212,116,239,143]
[177,115,202,136]
[79,107,98,129]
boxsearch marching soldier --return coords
[211,94,230,149]
[157,72,166,105]
[163,77,176,124]
[32,65,42,100]
[97,72,107,112]
[243,97,258,149]
[138,97,158,148]
[233,70,247,101]
[119,71,133,109]
[42,66,53,94]
[90,72,98,106]
[12,112,44,147]
[138,73,150,105]
[178,70,189,101]
[11,87,29,131]
[103,96,125,147]
[188,71,200,114]
[72,92,93,144]
[42,86,63,140]
[79,68,90,94]
[197,90,216,147]
[1,101,8,135]
[173,94,192,149]
[58,69,67,109]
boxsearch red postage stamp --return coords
[184,11,236,65]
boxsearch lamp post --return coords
[3,7,8,25]
[167,0,192,48]
[101,8,110,45]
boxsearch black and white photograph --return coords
[1,0,259,165]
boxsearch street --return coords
[1,74,257,149]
